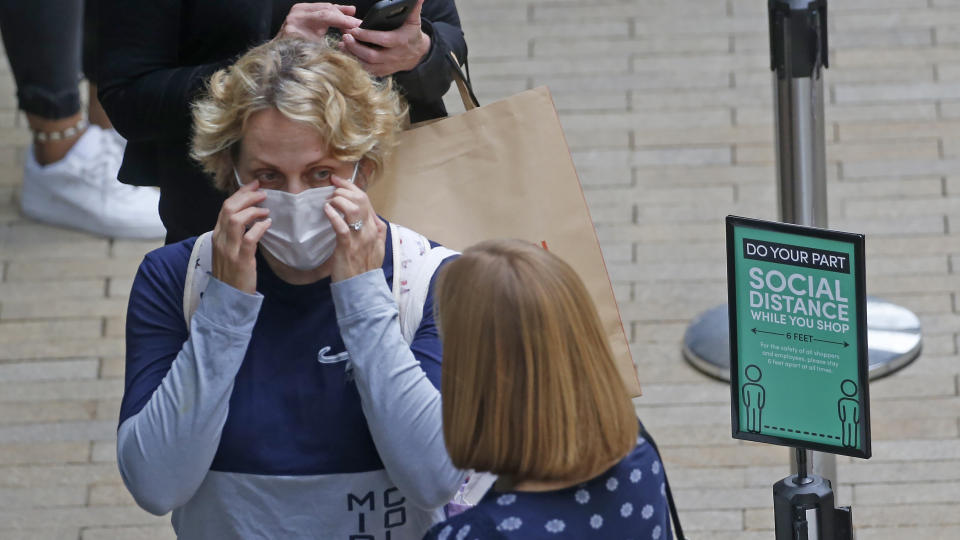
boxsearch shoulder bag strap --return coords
[391,223,458,344]
[182,231,214,330]
[446,52,480,111]
[638,423,687,540]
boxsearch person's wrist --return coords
[331,268,390,318]
[409,30,431,70]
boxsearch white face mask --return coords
[234,162,359,271]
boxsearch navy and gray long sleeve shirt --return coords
[118,225,463,539]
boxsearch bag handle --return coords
[638,423,687,540]
[446,52,480,111]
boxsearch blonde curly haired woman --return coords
[116,38,463,539]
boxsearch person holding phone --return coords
[97,0,466,244]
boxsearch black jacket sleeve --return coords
[392,0,467,104]
[96,0,234,143]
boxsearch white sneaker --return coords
[102,127,127,157]
[20,125,167,239]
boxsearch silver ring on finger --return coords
[349,219,364,232]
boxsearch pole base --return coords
[682,298,921,381]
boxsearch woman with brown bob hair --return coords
[425,239,674,539]
[116,38,464,539]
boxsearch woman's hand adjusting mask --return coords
[323,165,387,283]
[211,180,272,295]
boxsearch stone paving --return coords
[2,0,960,538]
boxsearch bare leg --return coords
[87,82,112,130]
[26,112,86,166]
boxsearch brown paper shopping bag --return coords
[369,81,641,397]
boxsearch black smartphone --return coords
[360,0,418,31]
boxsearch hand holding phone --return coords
[341,0,430,77]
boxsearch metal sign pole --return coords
[774,448,853,540]
[771,0,827,229]
[723,10,865,535]
[682,0,924,492]
[769,0,837,496]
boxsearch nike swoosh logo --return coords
[317,346,350,364]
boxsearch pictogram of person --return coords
[742,365,765,433]
[838,379,860,448]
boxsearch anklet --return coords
[33,118,89,143]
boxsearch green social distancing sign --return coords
[727,216,871,459]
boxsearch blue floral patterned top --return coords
[423,429,673,540]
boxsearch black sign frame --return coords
[727,215,871,459]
